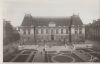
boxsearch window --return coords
[23,31,26,35]
[46,29,48,34]
[38,29,41,34]
[66,29,68,34]
[35,29,38,34]
[58,29,61,34]
[75,27,78,30]
[49,22,56,27]
[79,27,82,30]
[63,29,66,34]
[56,29,58,34]
[28,29,30,34]
[28,31,30,34]
[41,29,43,34]
[43,29,46,34]
[51,29,54,34]
[79,30,82,34]
[75,30,77,34]
[61,29,63,34]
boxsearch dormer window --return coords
[49,22,56,27]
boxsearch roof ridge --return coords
[21,14,83,26]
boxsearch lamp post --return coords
[44,40,46,50]
[64,38,66,47]
[34,26,36,45]
[44,40,47,62]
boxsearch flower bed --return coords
[51,55,75,62]
[47,51,57,54]
[22,50,32,54]
[60,51,71,54]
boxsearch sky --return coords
[1,0,100,27]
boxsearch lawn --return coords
[51,55,74,62]
[3,50,22,62]
[13,55,29,62]
[46,51,84,62]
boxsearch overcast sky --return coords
[1,0,100,27]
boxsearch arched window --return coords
[56,29,58,34]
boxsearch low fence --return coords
[18,45,39,50]
[73,44,93,49]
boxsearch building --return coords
[18,14,85,43]
[85,19,100,41]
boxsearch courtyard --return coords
[3,40,100,62]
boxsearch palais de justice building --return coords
[18,14,85,42]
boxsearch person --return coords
[89,56,98,62]
[89,56,93,62]
[93,57,98,62]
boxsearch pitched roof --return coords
[21,14,83,26]
[92,19,100,25]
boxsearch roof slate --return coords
[21,14,83,26]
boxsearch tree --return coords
[3,20,20,45]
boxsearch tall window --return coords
[28,29,30,34]
[66,29,68,34]
[61,29,63,34]
[75,30,78,34]
[51,29,54,35]
[75,27,78,30]
[23,31,26,35]
[56,29,58,34]
[46,29,48,34]
[28,31,30,34]
[58,29,61,34]
[63,29,66,34]
[38,29,41,34]
[79,27,82,30]
[43,29,46,34]
[41,29,43,34]
[79,27,82,34]
[36,29,38,34]
[79,30,82,34]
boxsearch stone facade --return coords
[18,14,85,42]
